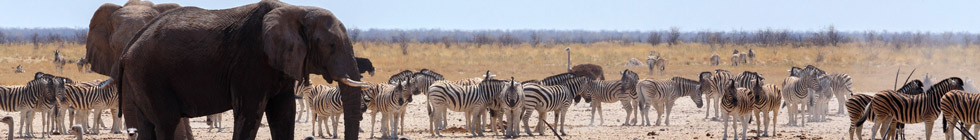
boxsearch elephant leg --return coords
[265,92,296,140]
[170,118,194,140]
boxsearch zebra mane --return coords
[419,69,445,80]
[714,69,729,74]
[925,77,964,95]
[387,70,414,83]
[789,67,803,77]
[411,72,439,81]
[522,80,541,84]
[804,65,825,76]
[896,80,925,95]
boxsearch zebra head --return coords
[619,69,639,93]
[387,70,414,84]
[725,79,738,105]
[409,72,438,95]
[394,80,413,105]
[502,77,523,108]
[788,67,803,77]
[751,77,764,104]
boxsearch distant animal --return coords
[738,52,748,64]
[13,65,23,73]
[571,64,605,80]
[747,48,756,64]
[76,57,89,73]
[733,49,740,55]
[731,54,741,66]
[647,56,666,74]
[636,75,708,126]
[710,54,720,66]
[53,50,66,73]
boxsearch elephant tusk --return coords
[341,78,372,88]
[99,78,113,88]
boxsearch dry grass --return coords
[2,42,978,92]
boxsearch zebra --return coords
[808,75,834,122]
[781,66,822,127]
[521,74,592,136]
[857,77,964,140]
[738,52,748,65]
[847,80,923,140]
[294,80,311,123]
[426,72,506,137]
[364,81,413,139]
[387,70,415,84]
[734,71,764,90]
[721,79,755,140]
[53,50,66,74]
[827,73,854,115]
[647,55,666,74]
[302,84,340,138]
[751,78,782,137]
[584,70,640,126]
[1,74,64,138]
[747,48,756,64]
[710,54,721,66]
[76,57,89,73]
[940,90,980,140]
[635,74,708,126]
[705,69,735,120]
[730,54,741,66]
[61,80,120,135]
[493,77,524,138]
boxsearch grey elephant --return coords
[84,0,195,138]
[109,1,370,139]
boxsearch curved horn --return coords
[894,68,901,90]
[903,68,917,87]
[341,78,372,88]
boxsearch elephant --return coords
[109,1,370,139]
[83,0,195,138]
[356,57,376,76]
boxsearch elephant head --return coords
[85,0,181,75]
[262,6,369,87]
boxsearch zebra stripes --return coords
[521,74,592,136]
[61,80,119,135]
[364,82,413,139]
[636,75,707,126]
[303,85,341,138]
[705,69,735,120]
[751,80,782,137]
[721,79,755,140]
[1,73,65,138]
[426,74,506,137]
[828,73,853,115]
[781,66,822,127]
[858,77,964,140]
[584,75,630,126]
[940,90,980,140]
[846,80,923,140]
[388,70,415,84]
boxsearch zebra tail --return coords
[854,103,873,127]
[942,115,947,133]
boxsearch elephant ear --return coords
[85,3,122,75]
[263,6,310,80]
[152,3,181,13]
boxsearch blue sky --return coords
[2,0,978,32]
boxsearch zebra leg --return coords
[380,112,390,139]
[369,111,377,138]
[622,100,633,126]
[705,98,712,119]
[110,109,122,134]
[399,109,406,135]
[332,115,340,139]
[665,102,674,126]
[589,102,598,126]
[522,109,534,136]
[536,111,547,135]
[464,110,476,136]
[770,111,778,137]
[740,116,750,140]
[598,103,605,126]
[926,121,935,140]
[722,113,730,140]
[654,103,665,126]
[641,100,651,126]
[755,111,762,137]
[559,109,568,136]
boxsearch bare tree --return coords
[530,32,541,47]
[825,25,844,47]
[348,28,361,45]
[473,32,493,48]
[0,30,5,44]
[393,31,410,55]
[964,34,974,48]
[647,32,662,47]
[441,36,455,48]
[31,33,40,49]
[667,27,680,46]
[497,33,519,47]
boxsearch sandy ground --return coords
[0,91,957,140]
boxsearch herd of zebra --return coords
[0,72,120,139]
[2,64,980,140]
